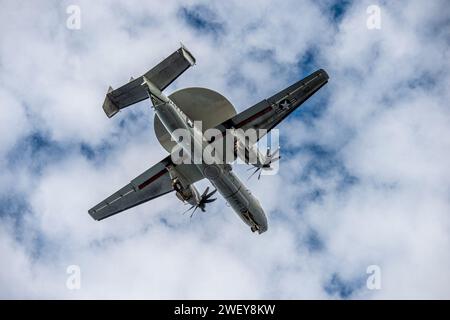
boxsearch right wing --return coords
[102,45,196,118]
[216,69,329,140]
[88,156,203,221]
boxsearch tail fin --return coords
[102,45,196,118]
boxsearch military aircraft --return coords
[88,45,329,234]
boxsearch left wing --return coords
[216,69,329,138]
[88,156,203,220]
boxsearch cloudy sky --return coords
[0,0,449,299]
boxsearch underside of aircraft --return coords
[88,45,329,234]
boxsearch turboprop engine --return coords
[230,129,280,179]
[172,178,217,218]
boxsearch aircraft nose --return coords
[258,222,268,234]
[255,207,268,234]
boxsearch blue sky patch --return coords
[324,272,365,298]
[179,5,225,38]
[305,228,325,252]
[6,131,66,174]
[328,0,352,22]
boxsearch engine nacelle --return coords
[230,128,265,167]
[172,178,201,207]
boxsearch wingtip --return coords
[102,94,119,118]
[88,208,100,221]
[317,68,329,80]
[179,42,196,66]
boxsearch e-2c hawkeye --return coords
[88,45,329,234]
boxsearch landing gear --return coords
[172,178,183,193]
[172,178,193,203]
[251,225,259,233]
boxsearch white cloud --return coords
[0,0,449,299]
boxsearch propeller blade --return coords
[185,187,218,217]
[205,188,217,199]
[190,205,198,218]
[272,147,280,157]
[247,167,260,180]
[182,205,195,215]
[202,187,210,198]
[271,156,281,162]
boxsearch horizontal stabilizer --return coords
[102,45,196,118]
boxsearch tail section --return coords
[102,44,195,118]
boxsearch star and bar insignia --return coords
[279,99,291,110]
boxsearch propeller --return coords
[183,187,218,218]
[248,146,280,180]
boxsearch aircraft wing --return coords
[88,156,203,221]
[217,69,329,138]
[102,45,196,118]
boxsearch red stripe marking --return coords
[138,168,167,190]
[235,106,273,128]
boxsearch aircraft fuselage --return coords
[149,84,268,234]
